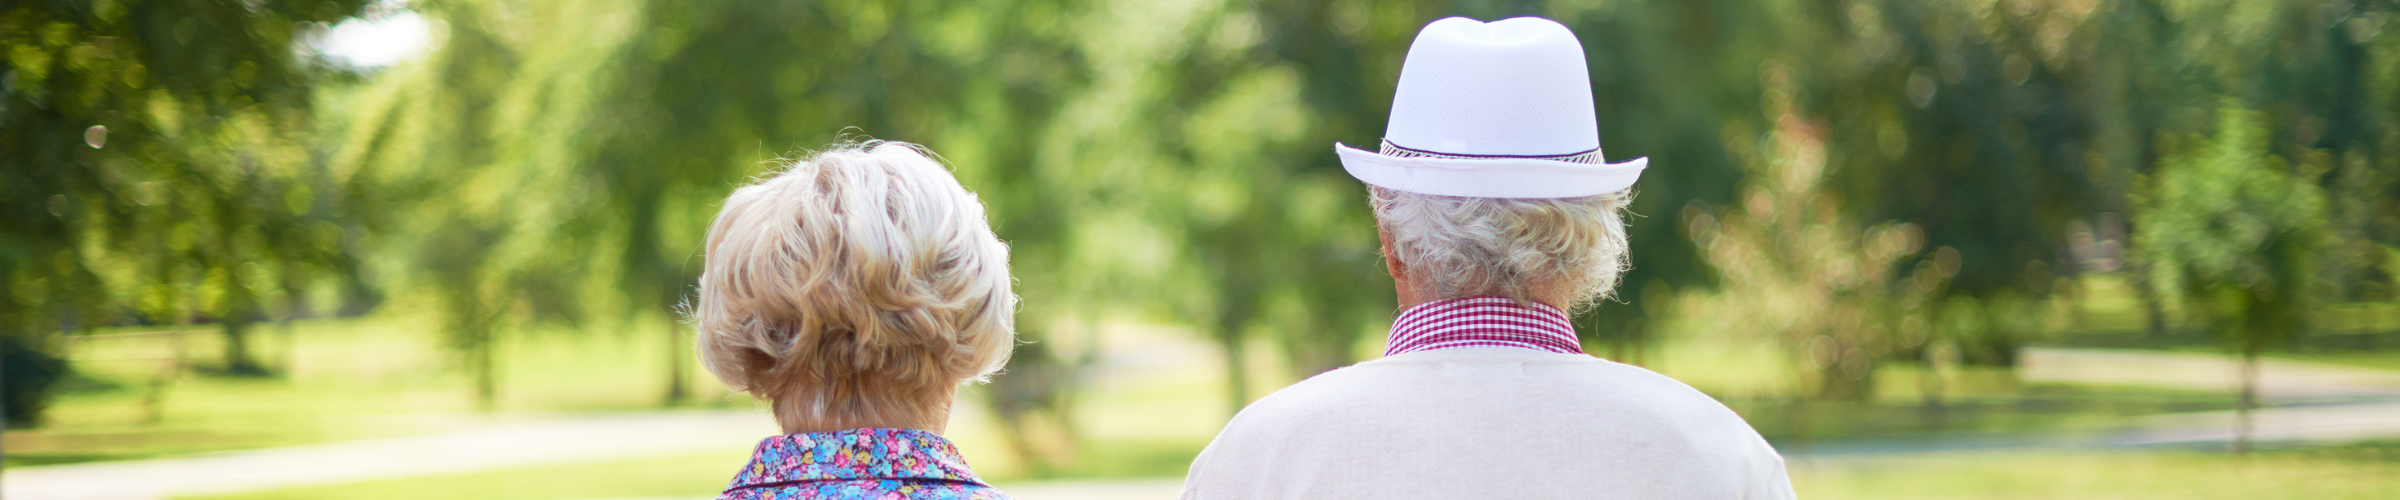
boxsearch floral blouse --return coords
[717,428,1008,500]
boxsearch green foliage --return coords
[2135,101,2331,352]
[2,0,373,423]
[336,0,1113,466]
[1682,80,1940,400]
[2134,99,2334,452]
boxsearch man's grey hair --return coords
[1371,187,1633,309]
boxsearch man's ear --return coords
[1378,221,1405,280]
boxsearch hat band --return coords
[1379,139,1604,165]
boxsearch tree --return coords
[2,0,374,424]
[1685,72,1938,401]
[2134,101,2330,454]
[1170,0,1411,411]
[337,0,1118,468]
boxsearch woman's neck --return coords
[781,417,946,435]
[776,389,954,435]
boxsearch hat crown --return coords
[1384,17,1599,157]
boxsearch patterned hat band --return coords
[1377,139,1605,165]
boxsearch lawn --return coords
[6,313,1231,481]
[179,443,2400,500]
[17,285,2400,499]
[177,452,742,500]
[6,313,750,465]
[1793,443,2400,499]
[10,310,2255,466]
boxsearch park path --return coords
[1783,346,2400,460]
[2019,346,2400,448]
[2018,346,2400,401]
[1,410,779,500]
[9,347,2400,500]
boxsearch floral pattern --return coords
[717,428,1008,500]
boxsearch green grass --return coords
[23,279,2400,499]
[1794,444,2400,499]
[1729,380,2237,442]
[7,313,1226,481]
[6,313,748,465]
[176,452,740,500]
[177,442,2400,500]
[165,441,1199,500]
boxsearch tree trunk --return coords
[1921,341,1953,409]
[474,331,498,412]
[664,316,688,406]
[2131,261,2169,338]
[220,319,267,376]
[1784,394,1814,462]
[2233,346,2258,454]
[1220,327,1249,417]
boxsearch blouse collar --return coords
[1384,296,1583,356]
[727,428,989,490]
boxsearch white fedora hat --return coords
[1336,16,1646,199]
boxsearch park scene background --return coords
[7,0,2400,498]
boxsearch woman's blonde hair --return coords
[692,140,1015,432]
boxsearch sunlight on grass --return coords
[175,452,738,500]
[21,291,2400,499]
[1793,446,2400,499]
[6,314,745,465]
[181,443,2400,500]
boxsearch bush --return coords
[3,334,68,428]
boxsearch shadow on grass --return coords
[1732,383,2237,443]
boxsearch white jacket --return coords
[1181,347,1797,500]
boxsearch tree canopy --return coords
[3,0,374,424]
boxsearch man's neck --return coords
[1397,291,1568,313]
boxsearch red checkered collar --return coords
[1384,296,1583,356]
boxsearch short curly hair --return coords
[691,140,1015,433]
[1372,187,1633,310]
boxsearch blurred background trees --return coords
[4,0,375,425]
[7,0,2399,467]
[2135,102,2332,453]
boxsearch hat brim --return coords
[1335,143,1646,198]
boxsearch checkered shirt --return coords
[1384,296,1584,356]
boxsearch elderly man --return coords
[1179,17,1796,500]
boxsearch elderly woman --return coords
[1180,17,1794,499]
[691,140,1015,500]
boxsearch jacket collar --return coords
[727,428,987,489]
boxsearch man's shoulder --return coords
[1240,347,1728,415]
[1184,348,1793,500]
[1214,347,1764,449]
